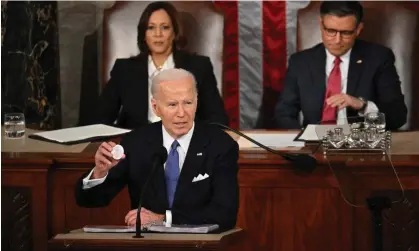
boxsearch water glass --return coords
[347,128,361,148]
[329,127,345,148]
[4,113,26,138]
[365,127,383,148]
[365,112,386,133]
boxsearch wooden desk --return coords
[2,131,419,251]
[48,228,243,251]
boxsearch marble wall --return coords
[1,1,114,129]
[58,1,101,128]
[57,1,114,128]
[1,1,60,129]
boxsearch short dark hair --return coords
[320,1,363,25]
[136,1,185,54]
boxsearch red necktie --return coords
[321,57,342,123]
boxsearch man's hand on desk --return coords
[326,94,365,111]
[125,208,165,227]
[93,141,126,179]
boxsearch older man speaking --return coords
[75,68,239,230]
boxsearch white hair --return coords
[151,68,197,98]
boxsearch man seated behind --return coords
[75,68,239,230]
[275,1,407,130]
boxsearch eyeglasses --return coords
[322,22,357,38]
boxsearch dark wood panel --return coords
[238,165,339,188]
[354,187,419,251]
[1,187,32,251]
[51,169,130,236]
[383,191,419,251]
[1,167,49,251]
[272,188,352,251]
[234,188,274,251]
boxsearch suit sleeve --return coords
[196,57,229,125]
[373,49,407,130]
[171,140,239,230]
[74,141,130,208]
[95,60,122,125]
[275,55,302,129]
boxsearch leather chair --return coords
[297,2,419,130]
[101,1,224,92]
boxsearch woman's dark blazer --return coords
[95,50,228,129]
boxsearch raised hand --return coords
[93,141,125,179]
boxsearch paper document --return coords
[83,224,219,234]
[243,133,305,148]
[147,224,219,233]
[29,124,131,145]
[83,225,135,233]
[296,124,350,141]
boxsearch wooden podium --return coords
[3,129,419,251]
[48,228,243,251]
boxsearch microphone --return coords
[210,122,317,173]
[134,146,168,238]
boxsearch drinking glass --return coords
[4,113,25,138]
[365,112,386,133]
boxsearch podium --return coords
[3,127,419,251]
[48,228,243,251]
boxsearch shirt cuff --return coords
[82,167,108,190]
[359,101,379,116]
[165,210,172,227]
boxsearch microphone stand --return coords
[210,122,318,173]
[133,153,166,238]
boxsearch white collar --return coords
[325,47,352,64]
[148,54,175,78]
[162,122,195,154]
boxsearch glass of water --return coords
[4,113,26,138]
[365,112,386,133]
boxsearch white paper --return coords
[244,133,304,148]
[83,224,219,234]
[83,225,135,233]
[147,224,219,233]
[298,124,351,141]
[30,124,131,143]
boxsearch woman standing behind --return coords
[96,1,228,129]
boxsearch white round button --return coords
[111,145,124,160]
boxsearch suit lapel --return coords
[144,122,169,211]
[145,121,164,152]
[134,54,150,124]
[309,45,327,119]
[174,123,209,204]
[173,50,188,70]
[347,41,364,96]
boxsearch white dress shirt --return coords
[82,123,195,226]
[147,54,175,123]
[162,122,194,171]
[325,49,378,124]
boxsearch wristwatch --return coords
[358,97,367,112]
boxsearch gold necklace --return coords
[152,57,166,71]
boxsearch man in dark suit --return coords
[75,68,239,230]
[275,1,407,130]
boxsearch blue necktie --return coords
[165,140,180,208]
